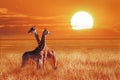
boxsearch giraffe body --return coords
[21,29,49,69]
[28,27,57,70]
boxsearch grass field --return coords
[0,40,120,80]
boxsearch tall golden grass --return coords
[0,46,120,80]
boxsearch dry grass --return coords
[0,46,120,80]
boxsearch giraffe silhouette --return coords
[28,27,57,70]
[21,29,50,69]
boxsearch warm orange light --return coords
[71,11,94,30]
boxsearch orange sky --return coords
[0,0,120,39]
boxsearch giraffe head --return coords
[43,29,50,35]
[28,26,36,33]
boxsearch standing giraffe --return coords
[28,27,57,70]
[21,29,50,69]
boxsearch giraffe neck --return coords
[33,30,41,44]
[40,31,46,45]
[34,31,46,54]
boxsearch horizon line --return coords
[0,38,120,40]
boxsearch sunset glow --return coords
[0,0,120,39]
[0,0,120,80]
[71,11,94,30]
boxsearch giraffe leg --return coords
[37,59,40,69]
[21,53,28,68]
[48,50,57,70]
[51,54,57,70]
[21,59,25,68]
[40,51,44,70]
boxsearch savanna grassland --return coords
[0,39,120,80]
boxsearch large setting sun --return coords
[71,11,94,30]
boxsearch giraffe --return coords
[21,29,50,69]
[28,27,57,70]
